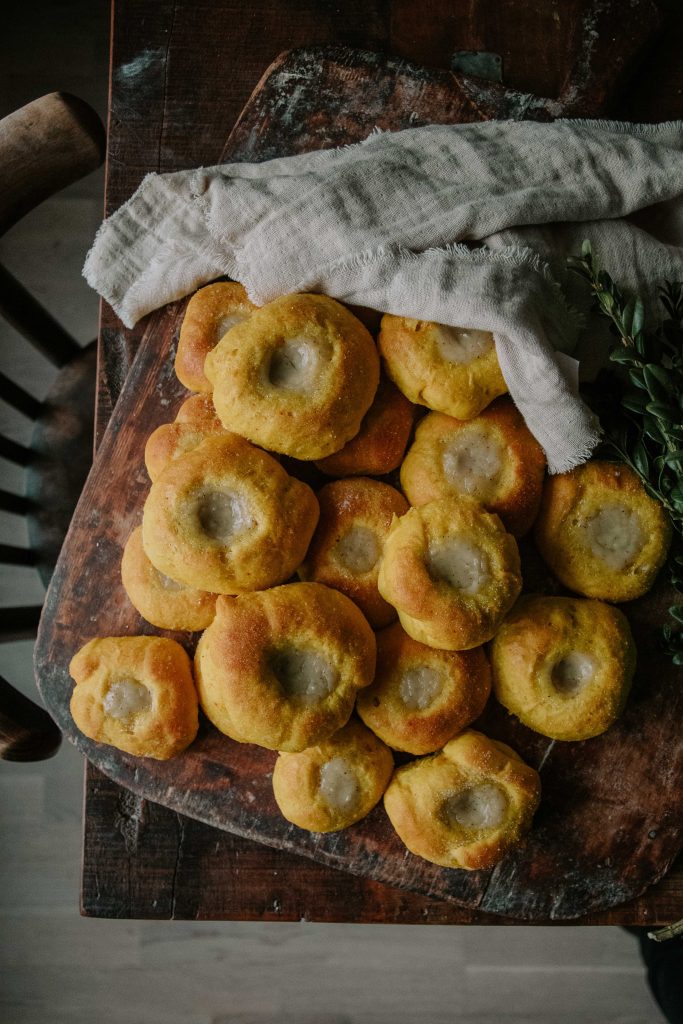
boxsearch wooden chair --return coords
[0,93,105,760]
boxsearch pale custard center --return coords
[334,525,381,575]
[154,567,186,592]
[442,430,503,499]
[582,504,645,570]
[443,784,509,830]
[197,490,253,543]
[214,311,248,344]
[104,679,152,721]
[427,538,491,595]
[399,665,444,710]
[270,647,339,704]
[434,325,494,365]
[551,651,595,695]
[267,336,325,392]
[318,756,361,812]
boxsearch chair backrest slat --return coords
[0,605,42,642]
[0,369,42,419]
[0,489,30,515]
[0,543,38,567]
[0,264,82,368]
[0,435,33,465]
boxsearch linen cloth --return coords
[83,119,683,473]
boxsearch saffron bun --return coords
[356,622,491,755]
[315,377,414,477]
[383,730,541,870]
[69,636,198,760]
[378,315,507,420]
[400,398,546,536]
[377,497,522,650]
[299,477,409,628]
[121,527,217,631]
[490,595,636,742]
[144,396,229,482]
[175,282,258,393]
[204,293,380,460]
[194,582,376,752]
[142,433,319,594]
[272,718,394,832]
[534,460,671,602]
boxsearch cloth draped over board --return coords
[83,119,683,474]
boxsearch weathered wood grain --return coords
[35,32,683,922]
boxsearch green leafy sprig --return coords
[567,241,683,664]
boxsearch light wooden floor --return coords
[0,3,668,1022]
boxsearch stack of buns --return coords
[69,284,671,872]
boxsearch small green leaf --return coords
[669,604,683,623]
[644,363,674,396]
[664,449,683,465]
[581,239,593,258]
[609,347,637,366]
[632,298,645,336]
[672,652,683,666]
[620,296,635,336]
[646,400,675,420]
[621,394,650,415]
[632,440,650,477]
[628,368,648,390]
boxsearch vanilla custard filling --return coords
[333,525,381,575]
[551,651,596,695]
[442,430,503,499]
[318,756,361,812]
[104,679,152,721]
[154,567,186,592]
[214,311,248,343]
[269,647,339,704]
[266,335,326,392]
[399,665,444,710]
[196,490,254,543]
[443,783,509,830]
[427,538,491,595]
[434,325,494,365]
[582,504,645,570]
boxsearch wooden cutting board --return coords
[35,42,683,921]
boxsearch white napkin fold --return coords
[84,119,683,473]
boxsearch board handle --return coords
[556,0,663,117]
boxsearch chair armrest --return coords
[0,92,106,237]
[0,675,62,761]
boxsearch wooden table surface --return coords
[82,0,683,922]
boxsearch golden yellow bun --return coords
[142,434,319,594]
[69,636,198,760]
[121,527,217,631]
[175,282,258,393]
[356,622,491,754]
[377,497,522,650]
[534,460,671,602]
[383,729,541,870]
[378,315,507,419]
[299,477,409,628]
[174,393,221,427]
[490,595,636,741]
[195,582,376,752]
[144,397,229,482]
[205,293,380,460]
[400,398,546,536]
[315,377,414,477]
[272,718,394,832]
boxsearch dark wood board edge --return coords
[81,765,683,925]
